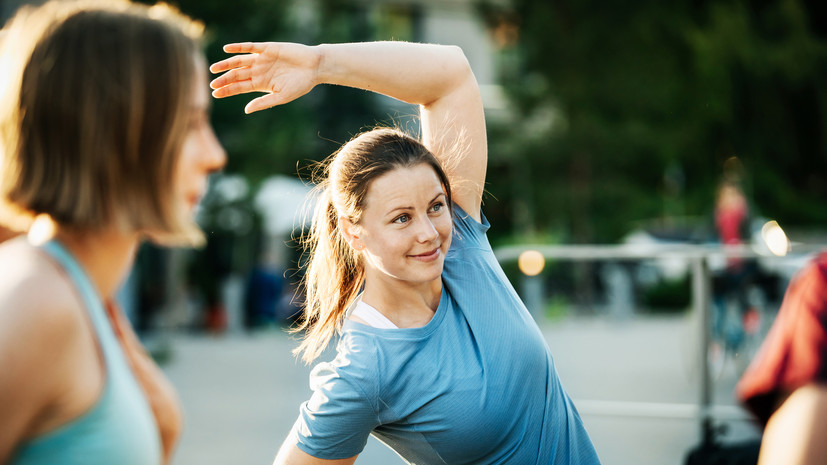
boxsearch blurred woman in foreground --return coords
[0,1,225,463]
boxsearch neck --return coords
[53,226,140,301]
[360,272,442,328]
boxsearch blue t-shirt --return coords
[292,206,600,464]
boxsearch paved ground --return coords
[162,314,762,465]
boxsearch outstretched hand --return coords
[209,42,320,114]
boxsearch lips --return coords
[186,192,203,211]
[191,185,207,205]
[409,247,441,262]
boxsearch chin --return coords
[419,263,445,283]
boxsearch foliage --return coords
[480,0,827,244]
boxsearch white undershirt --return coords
[349,299,399,329]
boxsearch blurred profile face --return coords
[350,163,452,288]
[175,58,226,215]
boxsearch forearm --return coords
[315,42,472,107]
[273,433,357,465]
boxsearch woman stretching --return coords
[211,41,600,464]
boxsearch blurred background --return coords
[2,0,826,464]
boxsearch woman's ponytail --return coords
[293,184,364,364]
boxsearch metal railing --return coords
[494,242,822,444]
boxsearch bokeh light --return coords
[518,249,545,276]
[761,220,790,257]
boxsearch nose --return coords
[416,216,439,243]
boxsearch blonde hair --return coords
[294,128,452,363]
[0,0,206,246]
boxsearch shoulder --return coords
[814,252,827,280]
[0,238,86,387]
[311,332,379,392]
[785,255,827,318]
[305,332,390,416]
[0,238,82,331]
[0,239,89,444]
[300,336,382,440]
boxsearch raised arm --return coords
[210,41,487,220]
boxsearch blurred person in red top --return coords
[711,179,760,356]
[715,180,749,267]
[737,253,827,464]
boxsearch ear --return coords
[339,216,363,250]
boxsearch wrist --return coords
[313,43,332,86]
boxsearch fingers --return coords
[209,67,253,91]
[209,54,255,75]
[211,80,256,99]
[222,42,266,54]
[244,94,282,114]
[208,42,288,111]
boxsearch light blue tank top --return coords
[11,240,161,465]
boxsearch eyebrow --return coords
[385,192,446,217]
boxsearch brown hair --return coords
[294,127,452,363]
[0,0,205,245]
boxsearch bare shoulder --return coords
[0,238,89,460]
[0,237,85,362]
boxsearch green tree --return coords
[481,0,827,244]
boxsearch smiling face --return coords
[174,59,226,216]
[347,163,452,290]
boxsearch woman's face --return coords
[175,60,226,215]
[350,163,452,287]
